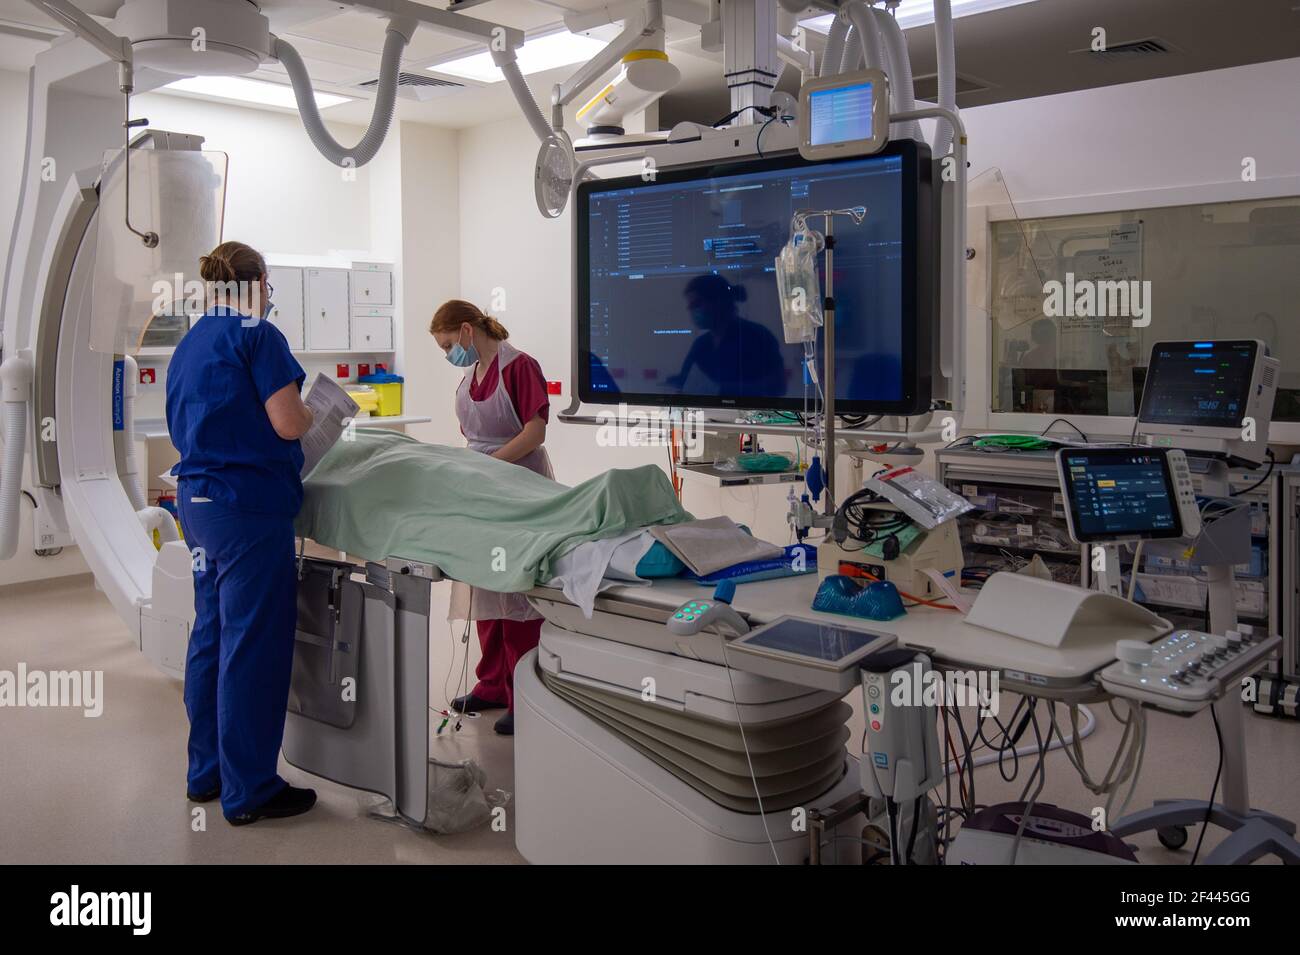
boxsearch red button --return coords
[871,720,881,731]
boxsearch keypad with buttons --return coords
[1099,625,1279,712]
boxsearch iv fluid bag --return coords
[775,230,823,344]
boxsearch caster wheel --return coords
[861,824,891,865]
[1157,825,1188,850]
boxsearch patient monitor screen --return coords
[808,81,876,147]
[1059,449,1183,542]
[576,142,932,413]
[1138,341,1258,429]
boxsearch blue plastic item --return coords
[635,541,686,578]
[806,457,825,502]
[358,370,404,384]
[687,544,817,585]
[812,574,907,621]
[713,579,737,603]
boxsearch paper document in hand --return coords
[300,373,360,478]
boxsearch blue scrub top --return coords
[166,306,307,517]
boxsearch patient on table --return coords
[296,428,692,600]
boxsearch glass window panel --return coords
[989,195,1300,420]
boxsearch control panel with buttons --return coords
[1099,623,1280,712]
[1165,449,1201,539]
[666,581,751,637]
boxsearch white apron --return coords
[448,340,554,622]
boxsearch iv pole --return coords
[792,205,866,517]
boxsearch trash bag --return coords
[363,756,511,834]
[424,757,509,834]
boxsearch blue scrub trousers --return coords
[179,495,298,819]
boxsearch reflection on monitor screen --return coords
[577,143,932,413]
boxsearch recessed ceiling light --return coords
[162,75,352,110]
[428,30,608,84]
[803,0,1041,32]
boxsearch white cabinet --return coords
[351,308,394,351]
[305,268,350,351]
[351,266,392,306]
[266,265,305,351]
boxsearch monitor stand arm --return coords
[1094,543,1127,599]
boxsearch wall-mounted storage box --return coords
[266,265,305,350]
[351,262,393,306]
[305,267,351,350]
[351,307,394,351]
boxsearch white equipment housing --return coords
[516,625,864,863]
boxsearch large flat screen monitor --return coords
[576,140,934,414]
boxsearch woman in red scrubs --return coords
[431,300,552,735]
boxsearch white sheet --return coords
[545,529,657,617]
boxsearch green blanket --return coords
[297,429,691,592]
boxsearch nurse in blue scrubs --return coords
[165,241,318,826]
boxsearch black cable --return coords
[949,703,977,812]
[20,490,37,508]
[834,485,912,548]
[905,794,922,864]
[1041,417,1087,441]
[1229,449,1274,497]
[941,706,955,860]
[1129,413,1141,446]
[978,695,1025,783]
[755,114,777,159]
[1189,706,1224,865]
[1008,700,1049,865]
[711,104,774,128]
[886,799,900,865]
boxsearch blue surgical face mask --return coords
[446,329,478,368]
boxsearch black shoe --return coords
[494,711,514,736]
[227,785,317,826]
[186,785,221,803]
[452,692,506,713]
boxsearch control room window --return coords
[988,195,1300,421]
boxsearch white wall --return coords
[960,56,1300,210]
[396,121,461,449]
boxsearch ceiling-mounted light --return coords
[428,30,607,84]
[802,0,1041,32]
[161,75,352,110]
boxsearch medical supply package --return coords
[863,466,974,530]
